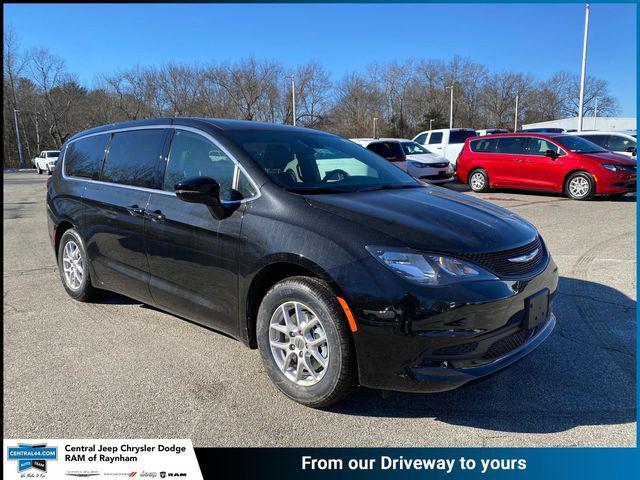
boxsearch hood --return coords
[582,151,636,165]
[406,153,449,164]
[305,186,538,253]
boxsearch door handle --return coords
[146,210,165,223]
[127,205,145,217]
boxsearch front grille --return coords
[428,162,449,168]
[433,341,479,356]
[483,329,529,360]
[455,237,546,278]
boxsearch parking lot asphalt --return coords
[3,171,636,447]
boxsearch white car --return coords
[569,131,637,158]
[351,138,455,184]
[476,129,509,136]
[411,128,477,168]
[34,150,61,174]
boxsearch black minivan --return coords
[47,118,558,407]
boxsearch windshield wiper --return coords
[356,184,423,192]
[284,186,353,194]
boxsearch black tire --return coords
[37,166,42,175]
[468,168,490,192]
[257,276,357,407]
[57,228,97,302]
[564,171,595,200]
[47,167,52,175]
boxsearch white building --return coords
[522,116,636,132]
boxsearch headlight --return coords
[365,246,497,285]
[409,161,429,168]
[602,164,627,172]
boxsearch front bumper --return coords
[338,252,558,393]
[597,172,636,194]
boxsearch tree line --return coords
[4,27,619,168]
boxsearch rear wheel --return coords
[57,228,96,302]
[468,168,490,192]
[257,276,357,407]
[565,171,595,200]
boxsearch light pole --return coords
[577,3,590,132]
[287,75,296,126]
[373,117,378,138]
[446,85,454,128]
[593,97,598,130]
[514,94,519,132]
[13,109,25,169]
[429,119,434,130]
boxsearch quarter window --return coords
[101,129,165,188]
[470,138,498,153]
[163,130,237,201]
[65,134,110,179]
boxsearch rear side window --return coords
[606,135,635,152]
[496,137,529,154]
[428,132,443,144]
[101,129,165,188]
[367,142,403,159]
[64,134,110,179]
[470,138,498,153]
[449,130,477,144]
[163,130,237,200]
[46,151,60,158]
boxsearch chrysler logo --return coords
[508,248,539,263]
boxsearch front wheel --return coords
[565,171,595,200]
[37,166,43,174]
[257,276,357,407]
[468,168,490,192]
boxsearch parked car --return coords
[351,138,454,183]
[457,133,636,200]
[476,129,509,136]
[48,118,558,407]
[569,131,636,158]
[517,128,566,133]
[34,150,60,174]
[412,128,477,168]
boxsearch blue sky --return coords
[4,3,637,116]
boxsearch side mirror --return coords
[175,176,225,220]
[626,146,637,156]
[544,149,558,160]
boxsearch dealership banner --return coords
[3,439,202,479]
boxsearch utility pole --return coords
[13,109,24,169]
[373,117,378,138]
[593,98,598,130]
[514,94,519,132]
[33,112,41,153]
[577,3,590,132]
[288,75,296,126]
[447,85,454,128]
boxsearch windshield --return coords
[400,142,430,155]
[228,130,420,193]
[46,151,60,157]
[449,130,478,144]
[554,135,608,154]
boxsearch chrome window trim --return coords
[61,124,261,204]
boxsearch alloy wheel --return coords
[470,172,486,190]
[568,176,590,198]
[269,301,329,386]
[62,240,84,290]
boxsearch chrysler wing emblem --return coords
[508,248,539,263]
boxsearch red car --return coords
[457,133,636,200]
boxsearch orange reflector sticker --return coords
[337,296,358,333]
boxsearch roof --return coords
[68,117,327,143]
[350,137,412,143]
